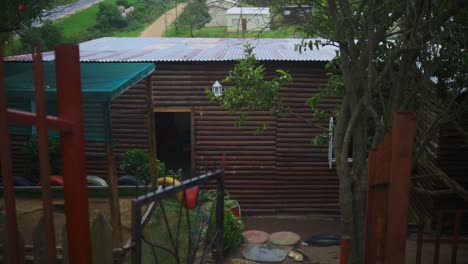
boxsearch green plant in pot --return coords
[225,199,241,219]
[120,149,165,185]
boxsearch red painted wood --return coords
[33,48,57,263]
[365,134,392,264]
[55,44,92,264]
[7,109,73,131]
[385,112,417,264]
[364,150,378,264]
[0,41,21,264]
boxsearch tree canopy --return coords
[215,0,468,263]
[177,0,211,37]
[0,0,53,42]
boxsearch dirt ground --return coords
[139,3,187,37]
[2,202,468,263]
[239,216,468,264]
[0,197,134,246]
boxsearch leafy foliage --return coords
[207,207,245,254]
[93,3,127,32]
[23,136,61,181]
[176,0,211,37]
[120,149,165,185]
[208,43,292,131]
[116,0,130,8]
[0,0,53,42]
[20,21,64,52]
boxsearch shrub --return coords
[206,208,245,255]
[120,149,165,185]
[20,21,64,52]
[116,0,130,8]
[95,3,127,31]
[23,136,61,181]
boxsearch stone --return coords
[269,231,301,246]
[241,244,290,262]
[242,230,269,244]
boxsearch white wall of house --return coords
[206,7,228,27]
[226,8,270,32]
[205,0,237,27]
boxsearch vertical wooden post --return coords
[385,112,417,264]
[0,41,21,264]
[104,103,123,247]
[433,209,443,264]
[215,171,225,264]
[451,210,462,264]
[55,44,92,264]
[365,135,392,264]
[416,211,424,264]
[147,75,159,187]
[33,47,57,264]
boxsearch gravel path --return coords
[140,3,187,37]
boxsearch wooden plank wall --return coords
[151,61,339,215]
[8,60,340,216]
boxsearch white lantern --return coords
[212,80,223,97]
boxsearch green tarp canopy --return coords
[4,62,155,142]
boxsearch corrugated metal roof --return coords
[5,37,338,62]
[226,7,270,15]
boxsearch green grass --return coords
[164,25,305,38]
[54,0,117,40]
[56,0,80,5]
[136,199,210,263]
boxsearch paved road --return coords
[33,0,104,26]
[140,3,187,37]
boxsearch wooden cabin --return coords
[7,37,339,215]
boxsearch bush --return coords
[116,0,130,8]
[23,136,61,181]
[206,209,245,255]
[20,21,64,52]
[120,149,165,185]
[94,3,127,31]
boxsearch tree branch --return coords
[340,99,364,163]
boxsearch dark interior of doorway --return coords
[155,112,191,179]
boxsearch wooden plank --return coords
[91,212,113,264]
[434,210,443,264]
[451,210,462,264]
[33,48,57,264]
[33,216,47,264]
[0,43,21,264]
[385,112,417,264]
[62,225,69,264]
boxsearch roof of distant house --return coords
[206,0,238,8]
[5,37,338,62]
[226,7,270,15]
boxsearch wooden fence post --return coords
[91,212,113,264]
[385,112,417,264]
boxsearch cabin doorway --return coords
[154,110,193,178]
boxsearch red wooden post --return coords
[0,42,21,264]
[365,134,392,264]
[33,47,58,264]
[385,112,417,264]
[365,150,378,264]
[55,44,92,264]
[340,237,350,264]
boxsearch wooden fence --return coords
[0,211,114,264]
